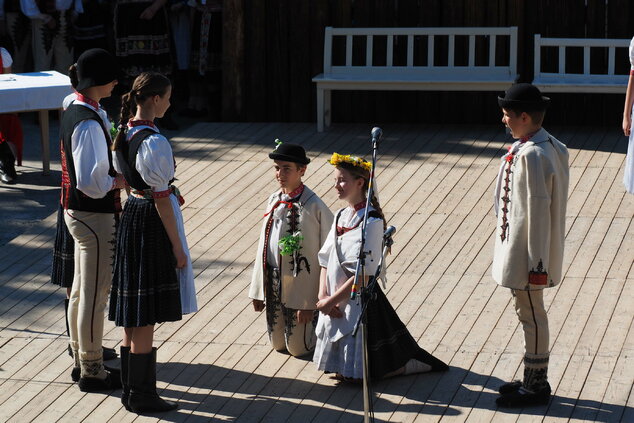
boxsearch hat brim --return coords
[498,96,551,111]
[269,152,310,165]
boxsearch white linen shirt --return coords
[69,100,115,199]
[112,125,174,192]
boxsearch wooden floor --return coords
[0,123,632,423]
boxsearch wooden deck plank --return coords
[0,124,632,422]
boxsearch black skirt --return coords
[367,284,448,379]
[109,196,181,327]
[114,1,172,78]
[51,205,74,288]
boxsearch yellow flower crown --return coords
[328,153,372,171]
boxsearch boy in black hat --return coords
[249,140,333,357]
[493,83,569,407]
[60,48,126,392]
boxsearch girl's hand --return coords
[624,114,632,137]
[173,244,187,268]
[328,306,343,319]
[316,297,333,315]
[113,173,127,190]
[297,309,314,324]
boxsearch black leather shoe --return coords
[71,366,80,382]
[498,380,523,395]
[496,383,551,407]
[0,166,15,184]
[78,371,122,392]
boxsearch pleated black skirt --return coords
[51,205,74,287]
[367,284,448,379]
[109,196,181,327]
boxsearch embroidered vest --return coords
[60,104,116,212]
[115,128,156,191]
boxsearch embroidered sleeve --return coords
[519,148,553,285]
[135,134,175,192]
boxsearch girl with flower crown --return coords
[109,72,197,413]
[313,153,448,382]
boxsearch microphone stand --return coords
[351,225,394,423]
[350,127,382,423]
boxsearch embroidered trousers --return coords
[512,288,550,388]
[31,12,73,73]
[265,267,316,357]
[64,210,115,378]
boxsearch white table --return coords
[0,71,73,175]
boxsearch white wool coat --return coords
[249,186,333,310]
[492,128,569,290]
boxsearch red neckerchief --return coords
[128,119,158,130]
[505,131,537,163]
[336,200,367,236]
[76,93,100,110]
[263,184,305,217]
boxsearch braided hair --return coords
[111,72,171,151]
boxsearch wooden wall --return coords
[222,0,634,126]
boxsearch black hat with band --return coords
[76,48,120,91]
[498,83,550,111]
[269,142,310,165]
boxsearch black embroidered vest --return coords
[115,128,156,191]
[60,104,116,212]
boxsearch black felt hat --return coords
[76,48,120,91]
[269,142,310,165]
[498,83,550,111]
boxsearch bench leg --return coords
[324,89,331,129]
[316,87,324,132]
[38,109,50,175]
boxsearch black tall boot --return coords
[128,348,177,413]
[120,346,131,411]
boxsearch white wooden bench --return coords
[312,26,518,131]
[532,34,630,93]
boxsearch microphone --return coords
[371,127,383,144]
[384,225,396,239]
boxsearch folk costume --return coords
[249,143,333,357]
[110,121,197,328]
[494,83,569,407]
[60,48,122,391]
[21,0,82,73]
[313,155,448,380]
[0,47,24,184]
[114,0,172,80]
[624,36,634,194]
[52,92,118,361]
[3,0,31,73]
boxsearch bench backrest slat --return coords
[534,34,630,82]
[322,26,518,78]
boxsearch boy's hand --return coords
[297,309,313,324]
[252,299,265,312]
